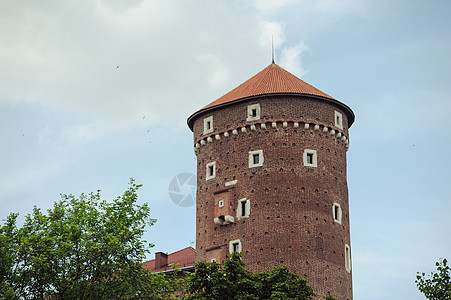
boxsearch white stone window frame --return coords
[211,258,217,263]
[303,149,317,168]
[206,161,216,180]
[246,103,261,121]
[218,200,224,208]
[333,203,342,224]
[345,244,352,273]
[334,111,343,130]
[229,239,242,254]
[203,116,214,135]
[249,150,264,168]
[236,198,250,219]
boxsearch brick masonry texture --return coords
[191,94,353,300]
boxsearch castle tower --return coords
[187,63,355,299]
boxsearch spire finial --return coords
[271,36,275,64]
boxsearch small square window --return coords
[206,162,216,180]
[246,104,261,121]
[303,149,317,167]
[203,116,214,134]
[211,258,217,263]
[334,111,343,129]
[218,200,224,208]
[229,239,242,254]
[249,150,264,168]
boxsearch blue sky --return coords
[1,1,450,299]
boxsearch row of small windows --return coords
[206,149,317,180]
[214,200,340,223]
[213,239,351,273]
[203,104,343,134]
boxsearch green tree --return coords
[416,258,451,300]
[0,179,183,299]
[185,253,335,300]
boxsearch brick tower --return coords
[187,63,355,299]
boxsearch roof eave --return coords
[187,93,355,131]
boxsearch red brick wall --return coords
[191,94,353,300]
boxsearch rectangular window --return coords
[206,161,216,180]
[247,104,261,121]
[237,198,250,219]
[229,239,242,254]
[249,150,264,168]
[203,116,214,134]
[345,244,351,273]
[253,154,259,165]
[303,149,317,167]
[334,111,343,129]
[241,201,246,217]
[333,203,342,224]
[208,166,214,176]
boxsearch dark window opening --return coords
[206,121,211,130]
[233,242,239,253]
[307,153,313,164]
[334,205,339,220]
[251,109,257,117]
[241,201,246,217]
[208,165,214,177]
[253,154,260,165]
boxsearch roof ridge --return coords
[168,246,195,256]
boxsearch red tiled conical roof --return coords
[203,63,335,110]
[188,63,354,129]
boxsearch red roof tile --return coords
[188,63,354,129]
[203,63,335,111]
[143,247,195,273]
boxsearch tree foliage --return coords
[0,179,186,299]
[1,179,338,299]
[186,252,335,300]
[416,258,451,300]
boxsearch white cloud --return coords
[251,0,296,11]
[0,1,293,129]
[259,21,285,48]
[279,41,309,77]
[60,123,99,147]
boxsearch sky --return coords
[1,0,450,299]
